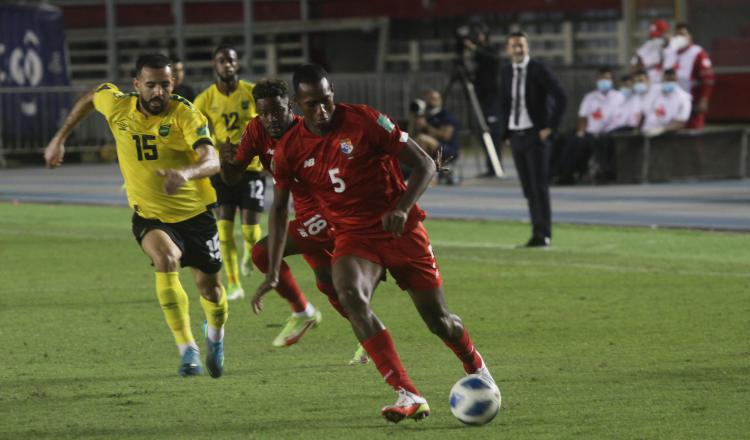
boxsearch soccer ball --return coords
[449,374,501,426]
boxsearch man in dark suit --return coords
[500,31,567,248]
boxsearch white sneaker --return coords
[226,284,245,301]
[381,388,430,423]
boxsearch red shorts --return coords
[332,222,442,291]
[288,212,334,270]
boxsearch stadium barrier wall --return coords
[613,127,750,183]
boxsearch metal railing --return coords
[0,68,618,157]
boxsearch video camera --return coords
[409,98,427,117]
[454,21,488,57]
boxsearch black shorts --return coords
[210,171,265,212]
[132,210,223,274]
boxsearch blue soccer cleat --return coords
[178,346,203,377]
[203,321,224,379]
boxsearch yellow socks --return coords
[217,219,240,286]
[240,224,261,275]
[241,224,262,254]
[155,272,194,346]
[200,284,228,342]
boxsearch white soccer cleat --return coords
[381,388,430,423]
[348,344,369,365]
[226,284,245,301]
[473,353,496,386]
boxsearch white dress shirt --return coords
[578,89,625,134]
[509,56,534,130]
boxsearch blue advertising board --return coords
[1,3,71,143]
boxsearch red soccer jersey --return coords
[272,103,426,238]
[235,115,319,217]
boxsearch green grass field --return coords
[1,202,748,439]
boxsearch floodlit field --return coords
[1,203,748,439]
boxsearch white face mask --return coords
[649,37,667,48]
[670,35,689,51]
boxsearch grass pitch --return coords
[0,203,748,439]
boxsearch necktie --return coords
[514,66,522,126]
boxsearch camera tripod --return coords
[442,63,503,177]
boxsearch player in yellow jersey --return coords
[44,54,228,378]
[194,46,265,301]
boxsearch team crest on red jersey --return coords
[339,138,354,155]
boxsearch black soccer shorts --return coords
[210,171,265,212]
[132,210,222,274]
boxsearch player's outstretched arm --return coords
[44,88,96,168]
[157,142,219,195]
[383,137,437,236]
[252,184,291,314]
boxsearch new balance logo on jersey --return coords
[304,158,315,168]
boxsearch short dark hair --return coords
[675,22,690,33]
[620,74,632,82]
[506,31,528,42]
[292,63,329,94]
[597,66,613,76]
[213,45,237,59]
[170,54,182,64]
[135,54,171,77]
[663,68,677,76]
[253,78,289,101]
[633,69,648,77]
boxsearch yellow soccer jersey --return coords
[194,80,262,172]
[92,83,217,223]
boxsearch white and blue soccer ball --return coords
[449,374,501,426]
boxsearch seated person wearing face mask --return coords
[410,89,461,184]
[554,67,624,184]
[610,70,652,132]
[641,69,692,137]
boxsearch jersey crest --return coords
[159,124,171,137]
[339,138,354,155]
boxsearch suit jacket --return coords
[499,58,567,139]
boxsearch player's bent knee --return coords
[152,252,180,272]
[336,286,369,312]
[198,280,222,302]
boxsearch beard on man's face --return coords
[141,95,166,114]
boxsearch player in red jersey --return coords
[220,79,364,354]
[256,64,495,423]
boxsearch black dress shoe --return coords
[519,236,550,248]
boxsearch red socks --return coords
[443,328,483,374]
[252,242,308,313]
[362,329,419,395]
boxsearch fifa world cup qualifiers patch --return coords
[196,125,209,136]
[159,124,171,137]
[377,114,395,133]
